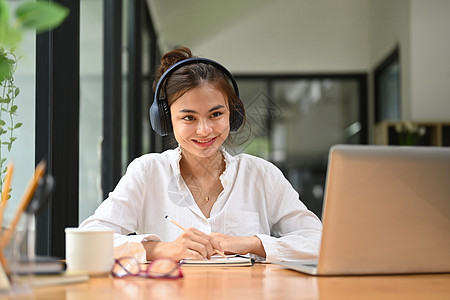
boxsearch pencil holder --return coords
[1,214,35,295]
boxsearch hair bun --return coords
[153,47,194,91]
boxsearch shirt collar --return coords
[167,146,237,184]
[168,146,183,175]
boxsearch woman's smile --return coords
[192,136,217,146]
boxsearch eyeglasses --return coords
[112,257,183,279]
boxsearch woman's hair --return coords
[153,47,245,123]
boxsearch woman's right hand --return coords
[142,227,222,261]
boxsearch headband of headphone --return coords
[149,57,244,136]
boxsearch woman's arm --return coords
[258,164,323,261]
[208,233,266,258]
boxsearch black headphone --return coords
[149,57,244,136]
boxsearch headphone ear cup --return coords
[159,98,172,136]
[149,97,172,136]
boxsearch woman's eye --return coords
[182,115,195,121]
[211,111,223,118]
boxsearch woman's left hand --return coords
[209,233,266,258]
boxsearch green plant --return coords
[394,121,427,146]
[0,0,69,197]
[0,47,20,188]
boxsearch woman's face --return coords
[170,84,230,160]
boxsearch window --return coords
[79,0,104,223]
[234,75,367,218]
[80,0,160,223]
[374,48,400,123]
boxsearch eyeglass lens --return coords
[148,259,180,277]
[113,257,181,278]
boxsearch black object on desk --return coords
[15,255,66,275]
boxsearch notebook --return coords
[275,145,450,275]
[181,255,254,267]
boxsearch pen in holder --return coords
[24,174,54,265]
[0,162,14,291]
[6,174,53,293]
[22,174,54,275]
[0,163,49,294]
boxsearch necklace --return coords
[181,156,225,204]
[187,175,214,202]
[184,167,222,203]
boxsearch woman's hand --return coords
[142,227,223,261]
[209,233,266,258]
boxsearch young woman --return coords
[80,47,322,262]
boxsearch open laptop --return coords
[275,144,450,275]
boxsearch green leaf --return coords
[0,54,13,83]
[0,0,11,42]
[15,87,20,97]
[9,137,16,142]
[0,0,10,24]
[10,105,17,114]
[0,26,23,49]
[0,120,5,126]
[14,122,22,129]
[16,1,70,33]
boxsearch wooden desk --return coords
[13,264,450,300]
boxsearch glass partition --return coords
[79,0,104,223]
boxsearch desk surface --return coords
[17,264,450,300]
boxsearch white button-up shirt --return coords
[80,147,322,262]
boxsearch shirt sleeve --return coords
[79,157,160,263]
[255,163,323,262]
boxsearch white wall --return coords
[194,0,371,73]
[410,0,450,121]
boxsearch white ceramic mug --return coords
[65,228,114,275]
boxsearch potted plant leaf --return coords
[0,0,69,198]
